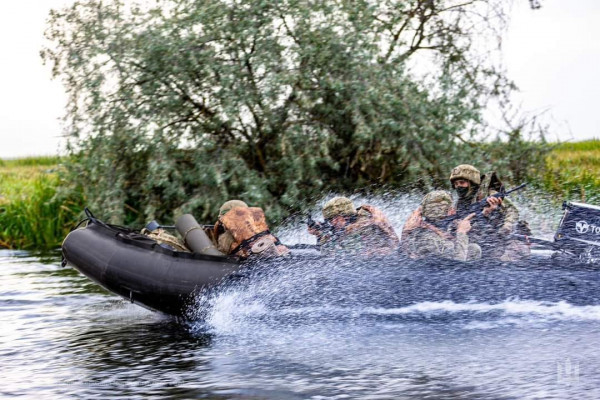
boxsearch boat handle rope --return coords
[66,207,97,233]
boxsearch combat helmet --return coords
[449,164,481,185]
[322,197,357,220]
[421,190,453,221]
[219,200,248,216]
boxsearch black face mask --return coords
[456,186,470,199]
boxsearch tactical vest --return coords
[400,209,454,259]
[457,171,521,258]
[214,207,289,259]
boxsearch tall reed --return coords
[0,159,84,250]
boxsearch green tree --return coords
[43,0,532,225]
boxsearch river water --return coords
[2,196,600,399]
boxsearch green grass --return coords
[543,139,600,204]
[0,158,84,250]
[0,156,63,168]
[553,140,600,152]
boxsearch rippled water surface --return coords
[3,232,600,398]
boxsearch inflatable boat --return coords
[62,201,600,317]
[61,214,247,316]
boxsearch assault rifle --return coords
[434,183,528,229]
[307,210,362,233]
[307,215,333,235]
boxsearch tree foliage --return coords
[43,0,542,225]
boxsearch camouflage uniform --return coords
[215,200,248,254]
[449,165,528,261]
[403,228,476,261]
[315,197,399,256]
[214,199,289,258]
[141,228,190,252]
[401,191,481,261]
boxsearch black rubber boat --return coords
[62,201,600,318]
[61,214,246,316]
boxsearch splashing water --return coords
[193,253,600,398]
[197,190,599,332]
[181,192,600,398]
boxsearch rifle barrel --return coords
[435,182,528,229]
[510,233,557,249]
[504,183,527,195]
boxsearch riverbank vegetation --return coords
[542,140,600,204]
[0,157,83,250]
[2,140,598,250]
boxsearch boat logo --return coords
[576,221,589,234]
[574,220,600,235]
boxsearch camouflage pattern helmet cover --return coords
[449,164,481,185]
[421,190,453,221]
[219,200,248,216]
[322,197,357,219]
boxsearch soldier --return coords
[308,196,400,256]
[213,200,289,259]
[449,164,529,261]
[401,191,481,261]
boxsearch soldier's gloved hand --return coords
[402,207,423,233]
[483,197,502,216]
[456,213,475,234]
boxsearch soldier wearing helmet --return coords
[401,190,481,261]
[449,164,485,209]
[309,196,400,255]
[449,164,527,261]
[213,200,289,259]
